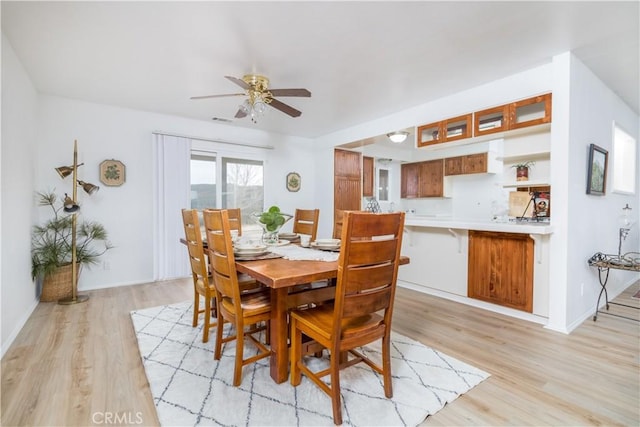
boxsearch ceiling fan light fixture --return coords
[239,99,251,115]
[387,131,409,144]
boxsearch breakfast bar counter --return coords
[399,215,553,319]
[403,215,554,235]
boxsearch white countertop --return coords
[404,215,554,235]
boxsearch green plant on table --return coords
[258,206,287,231]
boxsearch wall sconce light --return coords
[387,131,409,144]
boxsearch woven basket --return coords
[40,263,74,302]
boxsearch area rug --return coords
[131,301,489,426]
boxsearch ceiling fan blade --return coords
[269,88,311,97]
[234,107,248,119]
[190,93,244,100]
[225,75,250,90]
[268,98,302,117]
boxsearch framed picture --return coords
[99,159,126,186]
[286,172,301,192]
[586,144,608,195]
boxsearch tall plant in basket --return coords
[31,191,112,301]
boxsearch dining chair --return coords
[292,208,320,241]
[181,209,217,343]
[332,209,345,239]
[289,211,405,425]
[202,208,271,386]
[226,207,243,236]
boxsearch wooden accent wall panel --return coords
[468,230,534,312]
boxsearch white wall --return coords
[561,53,639,331]
[35,95,316,292]
[1,35,40,356]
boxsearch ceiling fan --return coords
[191,74,311,123]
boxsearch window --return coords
[190,154,216,209]
[612,123,637,194]
[378,168,389,201]
[190,152,264,228]
[222,158,264,226]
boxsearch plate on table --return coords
[311,241,341,251]
[234,243,268,256]
[313,238,341,249]
[278,232,298,240]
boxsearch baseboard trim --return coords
[398,280,548,326]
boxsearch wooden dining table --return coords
[235,254,410,384]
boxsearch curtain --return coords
[152,134,191,280]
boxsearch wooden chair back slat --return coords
[293,209,320,241]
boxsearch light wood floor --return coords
[2,279,638,426]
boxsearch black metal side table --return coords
[587,252,640,321]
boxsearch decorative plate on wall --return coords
[286,172,301,192]
[99,159,125,186]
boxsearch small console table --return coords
[587,252,640,321]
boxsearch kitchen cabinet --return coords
[473,104,510,137]
[474,93,552,137]
[419,160,444,197]
[362,156,374,197]
[510,93,552,130]
[468,230,534,312]
[334,149,361,233]
[401,160,445,198]
[444,153,488,176]
[417,114,473,147]
[401,163,419,198]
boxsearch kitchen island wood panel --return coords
[468,230,534,312]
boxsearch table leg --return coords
[593,267,610,321]
[270,287,289,383]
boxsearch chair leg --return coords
[290,318,302,386]
[329,352,343,425]
[382,334,393,398]
[192,291,200,327]
[214,312,223,360]
[233,322,245,386]
[202,296,211,343]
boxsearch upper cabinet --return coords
[509,93,552,130]
[417,114,473,147]
[417,93,552,148]
[473,104,510,137]
[445,153,488,176]
[401,160,446,198]
[362,156,374,197]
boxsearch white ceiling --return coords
[2,1,638,139]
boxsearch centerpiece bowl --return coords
[251,206,293,245]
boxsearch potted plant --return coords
[251,205,292,244]
[31,191,112,301]
[512,161,535,181]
